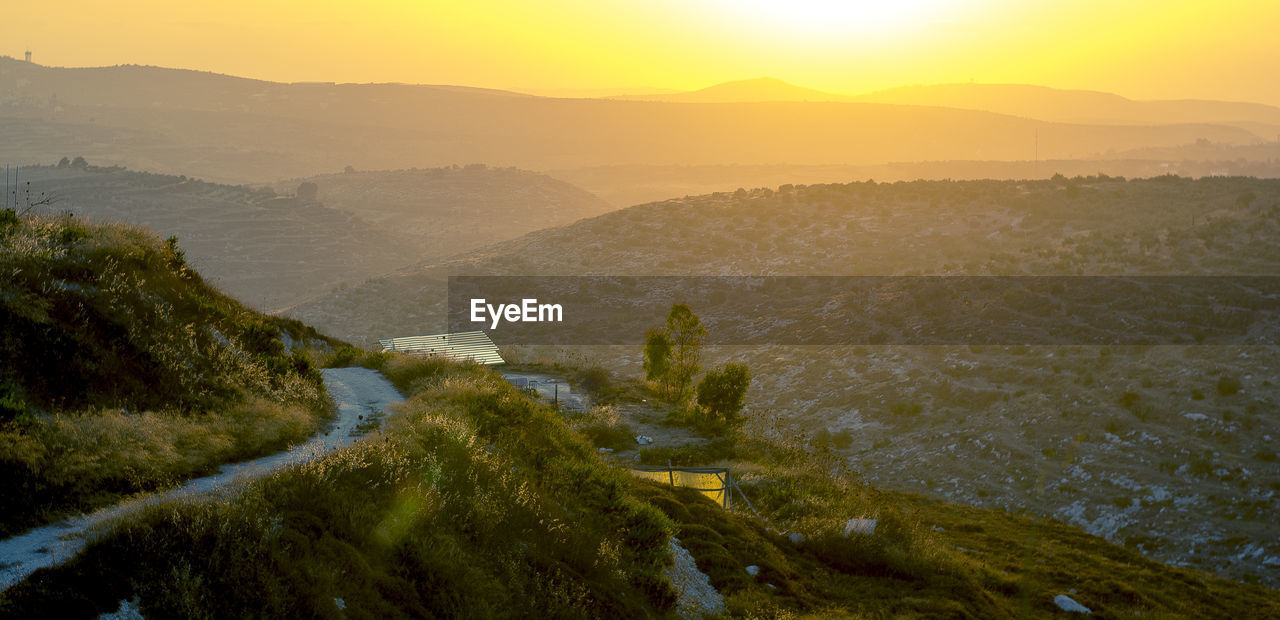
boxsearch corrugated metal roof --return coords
[377,330,505,365]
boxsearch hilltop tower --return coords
[24,51,31,62]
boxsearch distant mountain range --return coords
[613,77,1280,136]
[1,58,1272,187]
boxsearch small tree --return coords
[57,157,70,168]
[643,328,672,389]
[696,363,751,428]
[664,303,705,402]
[642,303,705,402]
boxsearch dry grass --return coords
[0,398,323,533]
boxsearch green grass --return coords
[0,211,339,536]
[1,358,677,618]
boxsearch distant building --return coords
[24,51,31,63]
[379,331,505,365]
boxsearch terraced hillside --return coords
[15,165,422,310]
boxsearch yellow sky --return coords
[7,0,1280,104]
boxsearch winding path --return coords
[0,367,403,592]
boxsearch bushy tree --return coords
[643,328,671,386]
[664,303,704,401]
[296,182,319,202]
[696,363,750,428]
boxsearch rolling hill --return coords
[13,165,424,311]
[15,164,614,310]
[281,165,615,261]
[286,175,1280,585]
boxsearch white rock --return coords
[598,447,614,453]
[664,538,725,619]
[635,435,654,445]
[788,532,805,545]
[745,565,760,576]
[99,597,144,620]
[1054,594,1091,614]
[844,518,877,536]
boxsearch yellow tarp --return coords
[631,467,731,508]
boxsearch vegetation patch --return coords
[0,211,338,536]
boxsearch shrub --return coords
[695,363,751,428]
[889,401,923,416]
[1216,376,1242,396]
[574,366,613,394]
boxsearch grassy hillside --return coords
[0,209,338,535]
[0,357,676,618]
[2,356,1275,617]
[287,175,1280,585]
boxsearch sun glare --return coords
[726,0,963,38]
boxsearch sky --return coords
[6,0,1280,104]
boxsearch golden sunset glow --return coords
[6,0,1280,103]
[722,0,965,38]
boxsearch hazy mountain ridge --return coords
[609,77,843,102]
[855,82,1280,132]
[0,58,1267,186]
[617,77,1280,132]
